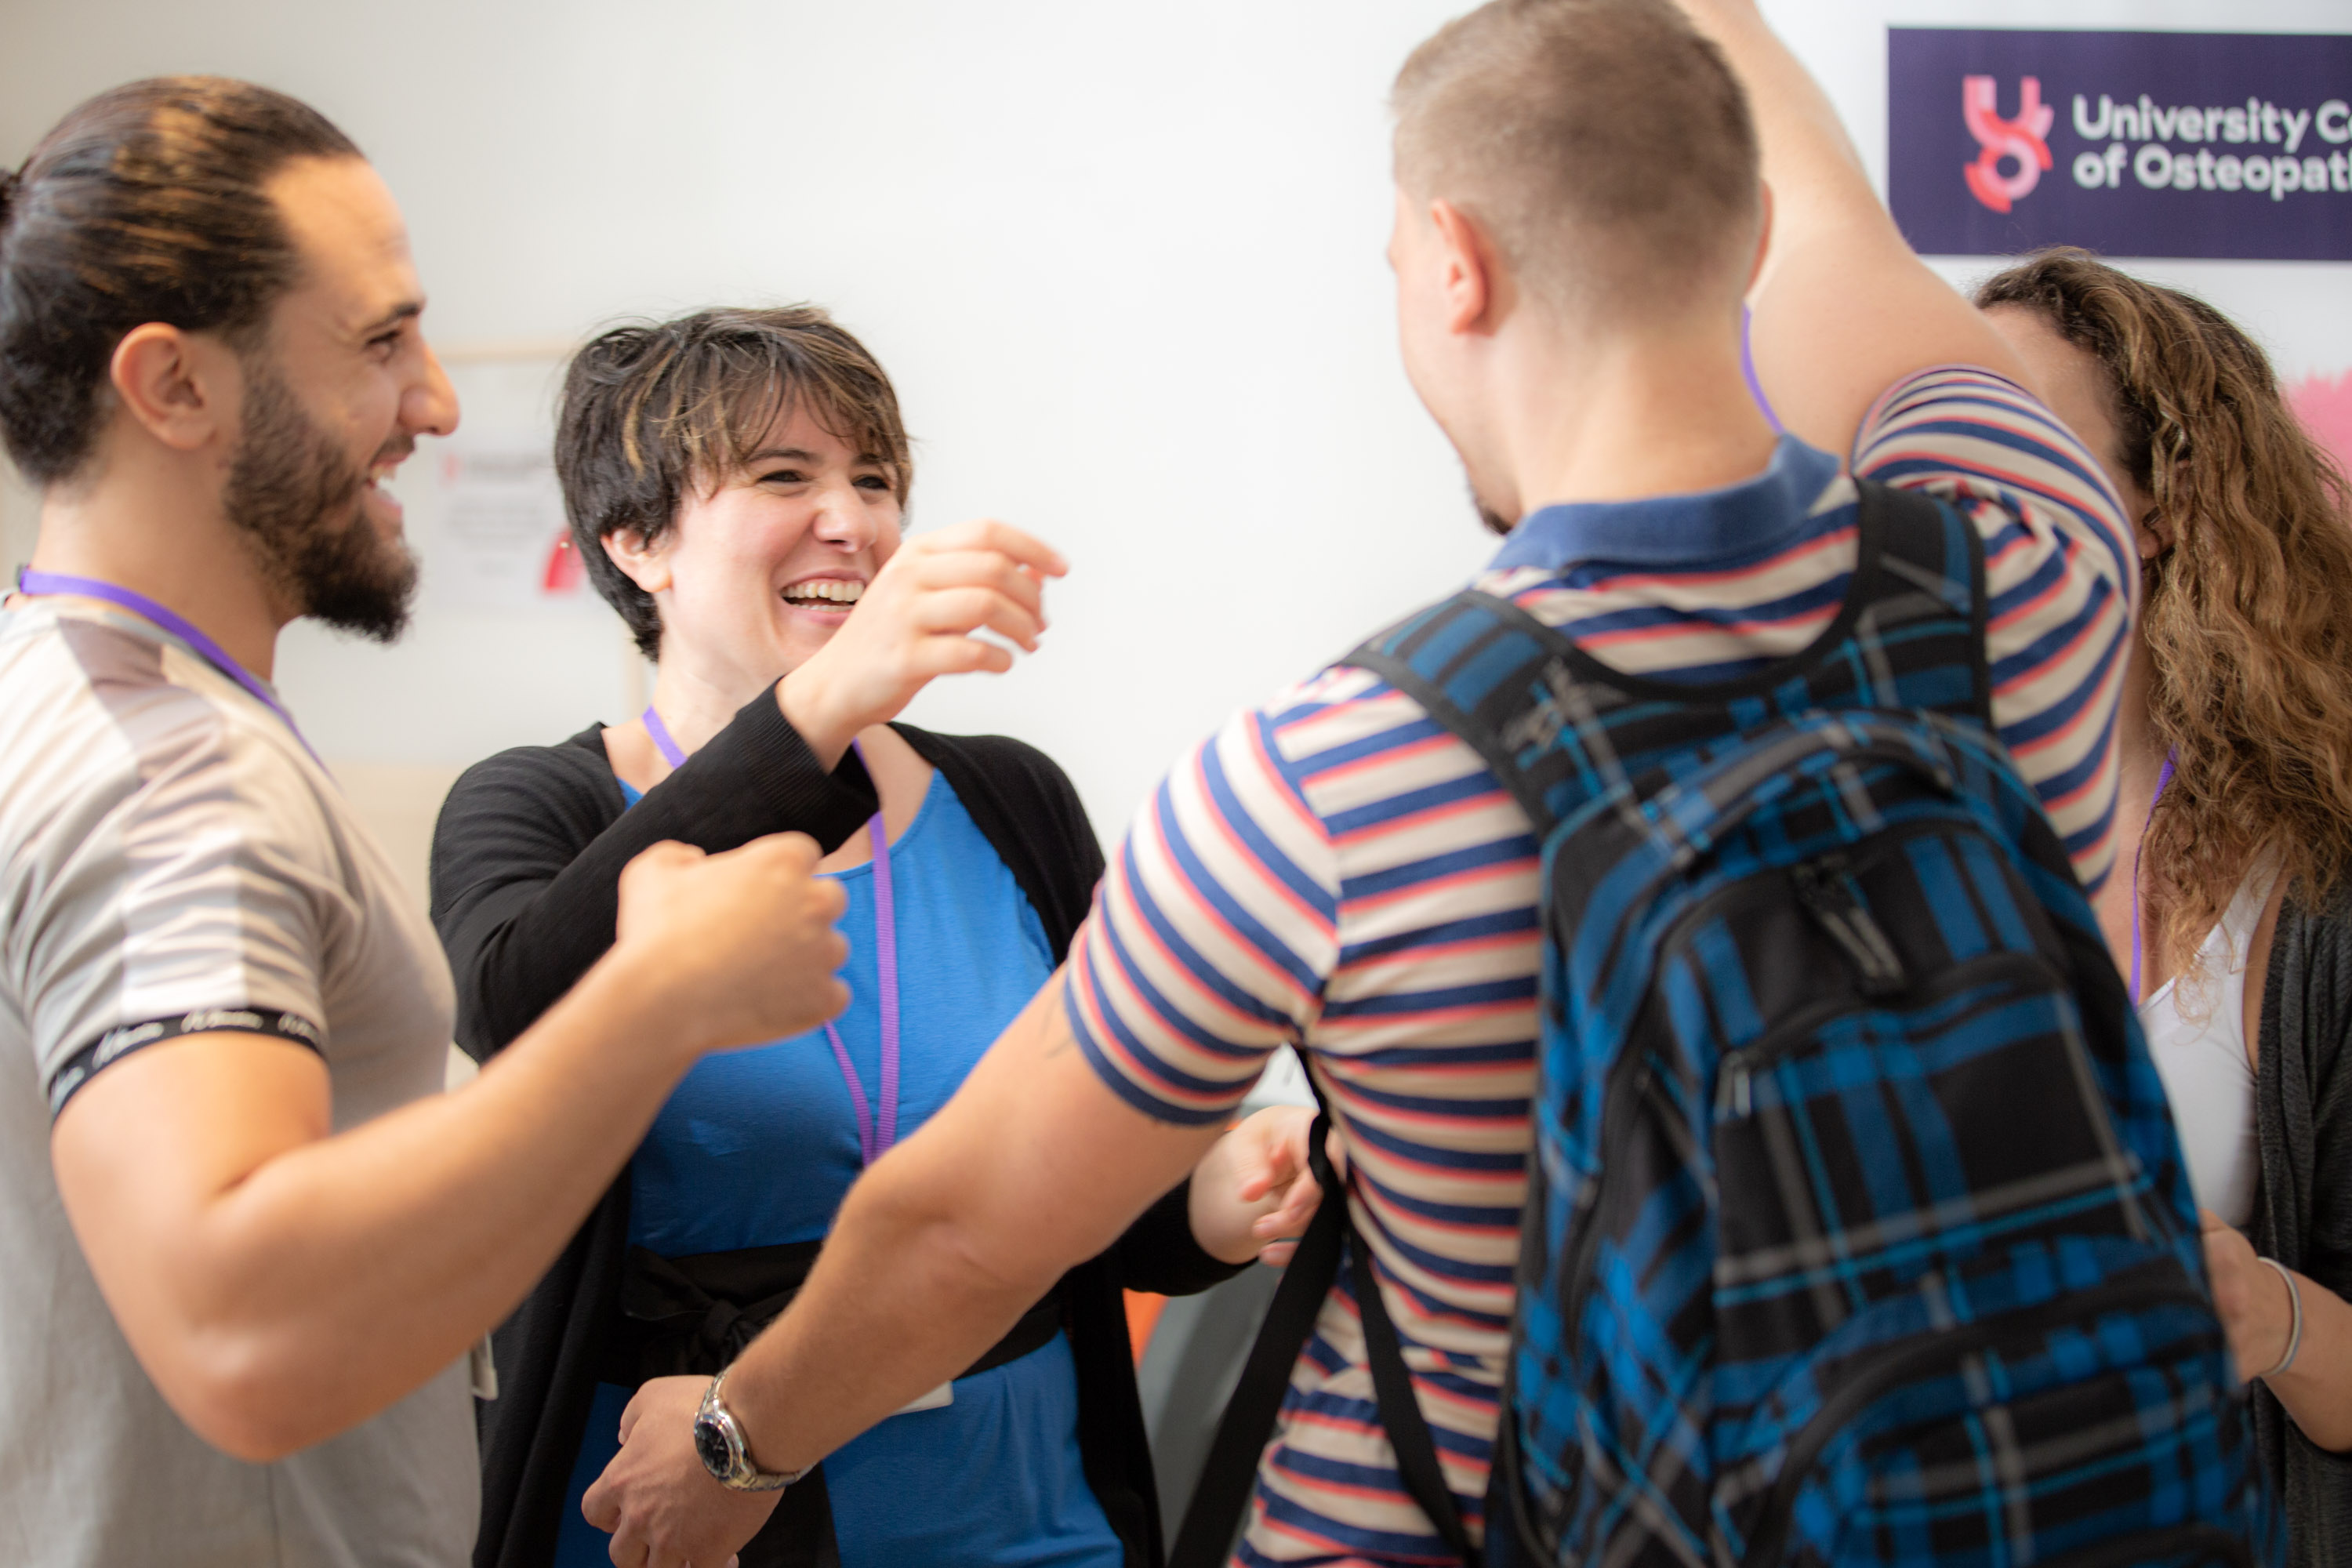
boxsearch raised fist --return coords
[615,834,850,1056]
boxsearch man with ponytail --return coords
[0,78,851,1566]
[1985,252,2352,1567]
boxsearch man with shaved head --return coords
[579,4,2139,1564]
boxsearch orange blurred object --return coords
[1123,1291,1167,1364]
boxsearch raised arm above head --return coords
[1671,0,2032,454]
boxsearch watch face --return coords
[693,1414,735,1480]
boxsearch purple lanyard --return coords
[641,708,901,1164]
[16,568,321,764]
[2129,750,2178,1004]
[1741,305,1786,435]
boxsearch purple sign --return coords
[1888,29,2352,261]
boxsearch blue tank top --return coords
[552,768,1122,1568]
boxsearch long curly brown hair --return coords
[1976,249,2352,976]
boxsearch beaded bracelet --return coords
[2257,1256,2304,1379]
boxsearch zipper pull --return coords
[1717,1058,1753,1118]
[1792,858,1907,998]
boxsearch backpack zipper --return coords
[1791,855,1909,997]
[1715,949,2064,1118]
[1737,1262,2214,1568]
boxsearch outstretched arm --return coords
[52,836,848,1463]
[435,517,1066,1059]
[583,980,1244,1566]
[1679,1,2138,897]
[1674,0,2031,453]
[731,979,1216,1442]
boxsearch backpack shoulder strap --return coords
[1167,1064,1485,1568]
[1853,478,1991,728]
[1345,590,1588,839]
[1342,483,1991,838]
[1167,1072,1355,1568]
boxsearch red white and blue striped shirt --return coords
[1068,368,2135,1565]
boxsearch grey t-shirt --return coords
[0,601,476,1566]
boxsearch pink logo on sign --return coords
[1962,75,2054,213]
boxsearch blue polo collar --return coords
[1489,435,1843,575]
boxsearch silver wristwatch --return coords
[692,1367,812,1493]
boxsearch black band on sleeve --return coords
[47,1007,325,1120]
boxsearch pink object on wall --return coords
[2288,369,2352,477]
[540,532,583,595]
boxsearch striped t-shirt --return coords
[0,601,475,1567]
[1066,368,2135,1565]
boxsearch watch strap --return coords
[699,1367,813,1492]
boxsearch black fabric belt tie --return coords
[608,1239,1067,1387]
[605,1240,1069,1568]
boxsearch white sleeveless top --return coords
[2136,860,2278,1230]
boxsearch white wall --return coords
[2,0,2346,857]
[0,464,30,589]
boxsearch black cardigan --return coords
[2252,884,2352,1568]
[430,691,1240,1568]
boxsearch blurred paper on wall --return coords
[430,436,586,612]
[415,350,593,616]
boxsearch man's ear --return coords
[1427,198,1504,336]
[601,525,672,596]
[107,325,239,455]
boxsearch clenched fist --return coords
[614,834,850,1060]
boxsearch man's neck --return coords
[1501,318,1781,518]
[24,452,287,681]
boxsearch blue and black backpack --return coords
[1172,482,2272,1568]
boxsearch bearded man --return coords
[0,78,852,1567]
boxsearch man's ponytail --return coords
[0,165,20,234]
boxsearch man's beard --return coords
[1468,476,1515,538]
[222,362,419,643]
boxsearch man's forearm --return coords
[70,950,700,1460]
[717,982,1225,1475]
[1673,0,2030,450]
[728,1127,1059,1473]
[1679,0,1877,234]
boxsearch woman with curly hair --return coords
[1981,250,2352,1564]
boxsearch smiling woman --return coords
[427,306,1319,1568]
[555,307,911,666]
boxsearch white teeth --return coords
[784,580,863,605]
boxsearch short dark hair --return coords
[555,306,913,659]
[0,77,361,486]
[1392,0,1760,321]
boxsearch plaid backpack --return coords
[1172,481,2270,1568]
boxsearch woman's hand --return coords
[2202,1209,2352,1453]
[777,519,1067,767]
[1188,1105,1340,1267]
[2201,1209,2292,1381]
